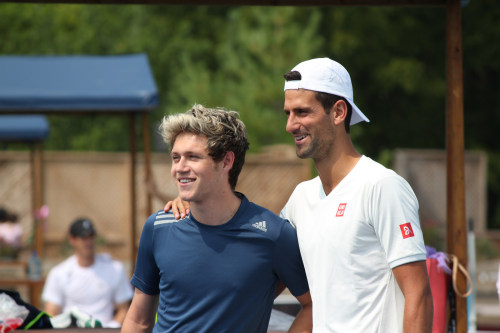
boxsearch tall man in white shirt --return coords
[278,57,433,332]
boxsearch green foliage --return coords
[47,115,130,151]
[1,1,499,225]
[476,236,500,260]
[487,153,500,229]
[319,6,448,157]
[462,0,500,229]
[422,225,445,252]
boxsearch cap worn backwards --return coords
[284,57,370,126]
[69,218,96,237]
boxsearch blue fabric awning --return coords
[0,54,158,112]
[0,115,49,141]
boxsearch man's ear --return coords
[222,151,235,171]
[332,100,348,126]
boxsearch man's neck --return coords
[314,139,361,195]
[190,190,242,226]
[77,254,95,267]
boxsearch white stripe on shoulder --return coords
[154,211,184,226]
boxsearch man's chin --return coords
[179,193,194,202]
[295,149,312,159]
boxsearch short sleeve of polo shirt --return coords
[272,220,309,297]
[370,174,426,269]
[130,212,160,295]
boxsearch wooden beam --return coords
[445,0,467,332]
[30,142,44,257]
[0,0,446,5]
[129,113,138,273]
[142,113,153,217]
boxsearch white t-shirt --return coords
[281,156,426,333]
[42,253,133,327]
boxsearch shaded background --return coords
[1,2,498,232]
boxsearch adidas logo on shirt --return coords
[252,221,267,232]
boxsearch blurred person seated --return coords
[0,207,23,259]
[42,217,133,328]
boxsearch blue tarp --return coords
[0,115,49,141]
[0,54,158,112]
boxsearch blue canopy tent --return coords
[0,115,49,308]
[0,54,158,111]
[0,54,159,265]
[0,115,49,142]
[0,115,49,254]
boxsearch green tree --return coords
[1,1,499,226]
[167,6,324,150]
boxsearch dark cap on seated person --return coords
[69,218,96,237]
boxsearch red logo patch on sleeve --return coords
[400,223,415,239]
[336,203,347,217]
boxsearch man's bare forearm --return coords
[288,304,313,333]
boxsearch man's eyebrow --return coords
[287,106,309,112]
[172,148,206,155]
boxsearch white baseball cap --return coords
[284,57,369,125]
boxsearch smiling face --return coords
[170,132,228,204]
[70,234,95,262]
[284,89,337,162]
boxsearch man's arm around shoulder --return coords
[287,291,312,333]
[121,288,157,333]
[393,260,433,333]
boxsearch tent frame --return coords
[0,115,49,308]
[0,116,49,257]
[0,110,152,276]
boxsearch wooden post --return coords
[30,142,44,257]
[129,114,138,273]
[446,0,467,331]
[143,112,153,216]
